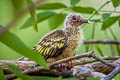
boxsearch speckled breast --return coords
[56,31,83,60]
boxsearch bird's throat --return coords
[65,26,80,37]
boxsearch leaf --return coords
[0,31,48,69]
[37,3,67,10]
[101,16,120,30]
[8,64,32,80]
[21,11,56,29]
[26,0,38,32]
[11,0,26,12]
[48,13,66,30]
[87,77,100,80]
[0,25,2,27]
[72,6,96,14]
[70,0,80,6]
[102,13,111,21]
[31,76,59,80]
[119,19,120,27]
[95,45,104,56]
[111,0,120,8]
[0,67,7,80]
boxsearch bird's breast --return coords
[57,31,83,59]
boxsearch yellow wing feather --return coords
[34,37,67,59]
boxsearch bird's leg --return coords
[67,60,74,70]
[57,63,66,71]
[57,60,74,71]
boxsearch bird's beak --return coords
[80,19,90,24]
[74,19,90,27]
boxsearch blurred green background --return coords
[0,0,120,80]
[0,0,120,60]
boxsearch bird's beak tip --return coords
[87,20,90,24]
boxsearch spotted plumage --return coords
[34,30,67,59]
[33,13,90,63]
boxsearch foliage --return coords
[8,64,33,80]
[0,0,120,80]
[37,3,67,10]
[0,31,48,68]
[26,0,38,32]
[21,11,56,29]
[0,67,7,80]
[102,16,120,30]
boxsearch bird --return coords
[33,13,90,70]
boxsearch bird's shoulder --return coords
[44,29,66,39]
[34,29,68,59]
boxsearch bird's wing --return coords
[34,30,67,59]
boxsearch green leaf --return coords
[102,13,111,21]
[101,16,120,30]
[95,45,104,56]
[0,67,7,80]
[37,3,67,10]
[11,0,26,12]
[72,6,96,14]
[70,0,80,6]
[0,31,48,69]
[8,64,32,80]
[48,13,66,30]
[0,25,2,27]
[111,0,120,8]
[119,19,120,27]
[26,0,38,32]
[87,77,100,80]
[31,76,59,80]
[21,11,56,29]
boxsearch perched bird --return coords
[34,13,90,69]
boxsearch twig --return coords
[0,0,44,36]
[89,53,116,68]
[0,56,120,74]
[75,56,120,65]
[6,51,94,79]
[88,1,111,19]
[49,51,94,66]
[84,39,120,45]
[0,56,119,72]
[100,10,120,13]
[101,66,120,80]
[3,51,120,79]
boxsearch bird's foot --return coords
[57,63,66,71]
[67,60,74,70]
[57,60,74,71]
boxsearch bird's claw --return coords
[57,60,74,71]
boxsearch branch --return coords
[5,51,94,79]
[84,39,120,45]
[75,56,120,65]
[49,51,94,67]
[102,66,120,80]
[0,51,119,79]
[89,53,116,68]
[2,51,120,79]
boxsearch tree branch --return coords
[0,51,119,79]
[102,65,120,80]
[84,39,120,45]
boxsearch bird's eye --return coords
[72,16,76,20]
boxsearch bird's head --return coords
[64,13,90,28]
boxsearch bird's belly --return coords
[46,40,79,63]
[46,32,83,63]
[56,39,80,60]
